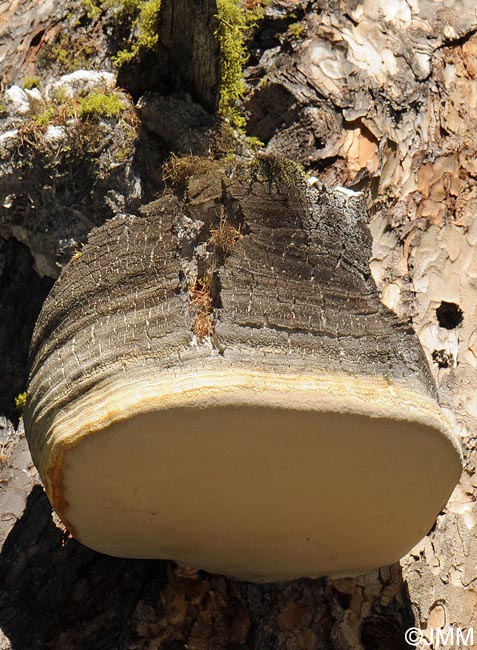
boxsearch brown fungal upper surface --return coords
[24,160,462,581]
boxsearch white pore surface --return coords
[50,371,461,581]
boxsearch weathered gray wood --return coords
[156,0,220,111]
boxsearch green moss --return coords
[249,153,306,196]
[163,155,224,193]
[215,0,256,129]
[289,22,305,38]
[82,0,102,20]
[110,0,162,66]
[23,75,41,90]
[114,121,138,161]
[247,135,264,148]
[77,90,126,120]
[56,48,72,69]
[33,107,56,128]
[15,392,28,414]
[52,87,69,105]
[40,30,98,74]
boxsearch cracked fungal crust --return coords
[27,163,438,456]
[24,160,462,578]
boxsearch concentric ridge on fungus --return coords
[24,164,462,582]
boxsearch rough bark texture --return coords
[0,0,476,647]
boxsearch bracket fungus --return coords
[24,161,462,582]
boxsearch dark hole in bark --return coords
[361,615,411,650]
[30,29,45,47]
[432,349,454,368]
[436,301,463,329]
[332,587,352,610]
[308,155,340,173]
[314,136,325,149]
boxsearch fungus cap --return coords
[24,171,462,581]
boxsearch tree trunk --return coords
[0,0,476,648]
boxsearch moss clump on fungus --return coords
[209,206,243,264]
[162,155,227,194]
[249,153,306,197]
[32,107,56,128]
[17,90,127,142]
